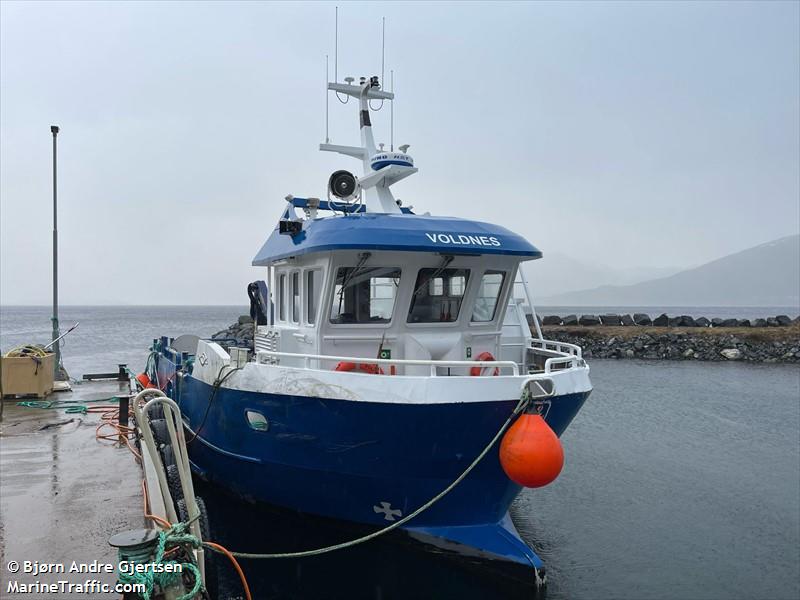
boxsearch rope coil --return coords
[117,521,204,600]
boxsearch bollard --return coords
[118,395,130,445]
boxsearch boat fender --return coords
[334,361,385,375]
[469,352,499,376]
[177,496,218,598]
[136,372,155,389]
[499,413,563,488]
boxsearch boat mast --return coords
[320,13,416,214]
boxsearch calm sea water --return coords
[1,306,799,599]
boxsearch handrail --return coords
[543,355,580,374]
[529,338,582,359]
[528,337,585,374]
[256,349,519,376]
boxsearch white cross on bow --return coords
[373,501,402,521]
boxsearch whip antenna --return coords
[334,6,338,83]
[390,70,394,151]
[333,6,348,104]
[325,54,330,143]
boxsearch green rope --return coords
[204,393,531,560]
[16,396,120,414]
[117,521,204,600]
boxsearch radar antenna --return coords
[321,10,416,213]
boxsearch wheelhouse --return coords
[249,206,570,376]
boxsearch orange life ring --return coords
[470,351,499,376]
[334,361,385,375]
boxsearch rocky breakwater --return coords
[211,315,255,351]
[537,312,800,363]
[208,313,800,363]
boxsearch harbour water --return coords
[1,306,799,599]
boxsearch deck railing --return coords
[528,338,585,374]
[255,350,520,377]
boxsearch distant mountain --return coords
[537,234,800,307]
[523,253,681,298]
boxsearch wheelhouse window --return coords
[306,269,322,325]
[471,270,506,322]
[408,268,470,323]
[330,266,401,324]
[278,274,286,321]
[291,272,300,323]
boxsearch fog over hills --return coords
[524,254,682,298]
[536,234,800,307]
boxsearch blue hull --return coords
[169,371,588,570]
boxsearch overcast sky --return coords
[1,1,798,305]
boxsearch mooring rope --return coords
[16,396,121,413]
[117,521,203,600]
[203,392,530,560]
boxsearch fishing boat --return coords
[148,69,592,584]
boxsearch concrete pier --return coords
[0,381,143,598]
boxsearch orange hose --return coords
[94,405,142,460]
[129,400,253,600]
[204,542,253,600]
[141,477,253,599]
[141,479,172,529]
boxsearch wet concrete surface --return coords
[0,381,143,599]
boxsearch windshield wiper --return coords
[336,252,371,312]
[413,255,454,297]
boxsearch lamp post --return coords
[50,125,61,379]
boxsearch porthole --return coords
[245,410,269,432]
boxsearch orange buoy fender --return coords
[499,413,564,488]
[136,372,154,389]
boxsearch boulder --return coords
[711,318,724,327]
[620,314,635,326]
[600,314,622,326]
[720,348,742,360]
[775,315,792,326]
[668,317,681,327]
[767,317,779,327]
[578,314,600,326]
[720,319,738,328]
[652,313,669,327]
[753,318,768,328]
[562,314,578,326]
[683,348,695,358]
[542,315,563,326]
[633,313,652,326]
[736,319,751,327]
[678,315,696,327]
[695,317,710,327]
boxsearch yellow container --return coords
[0,353,55,398]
